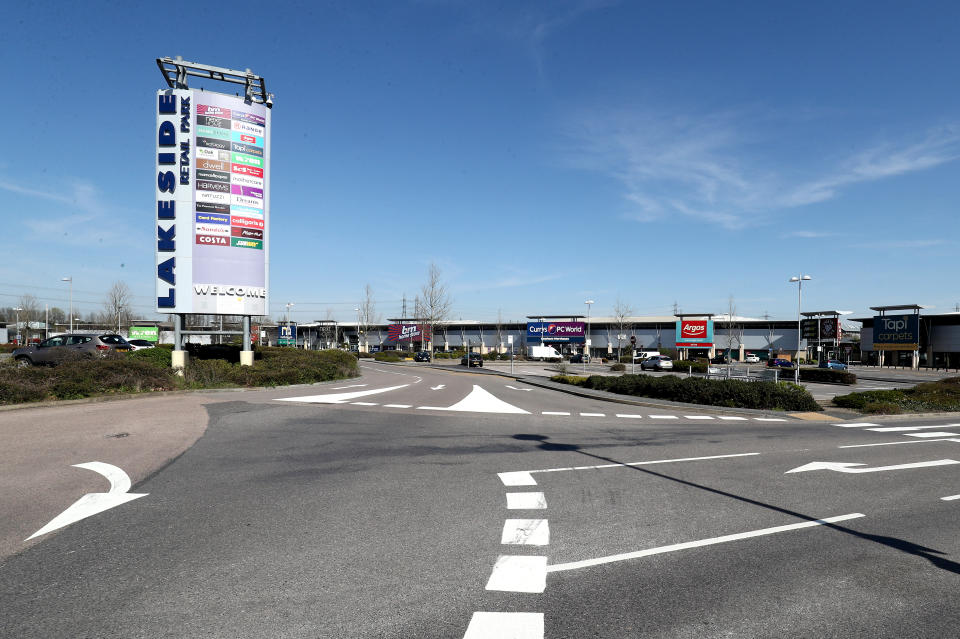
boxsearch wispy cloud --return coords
[849,239,951,249]
[783,230,837,239]
[562,109,960,230]
[459,271,564,293]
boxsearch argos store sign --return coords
[675,319,714,347]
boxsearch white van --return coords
[631,350,661,362]
[528,345,562,360]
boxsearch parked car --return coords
[13,333,133,366]
[631,350,662,362]
[640,355,673,371]
[767,358,795,369]
[744,354,761,363]
[569,353,590,363]
[460,352,483,367]
[413,351,431,362]
[127,339,156,351]
[819,359,848,370]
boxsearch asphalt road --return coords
[2,362,959,637]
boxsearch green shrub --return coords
[832,377,960,413]
[374,350,409,362]
[797,367,856,384]
[552,375,588,385]
[610,363,626,371]
[673,360,708,374]
[355,351,374,359]
[579,373,821,411]
[128,344,173,367]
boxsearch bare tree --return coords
[495,308,504,354]
[359,284,380,352]
[724,295,743,359]
[103,281,133,332]
[419,262,453,360]
[613,297,634,359]
[17,294,40,342]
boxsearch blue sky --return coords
[2,0,959,325]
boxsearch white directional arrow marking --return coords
[786,459,960,474]
[418,385,530,414]
[27,462,148,541]
[431,384,446,390]
[275,384,409,404]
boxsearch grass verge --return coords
[0,348,360,405]
[832,377,960,414]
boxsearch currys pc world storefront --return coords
[526,321,585,353]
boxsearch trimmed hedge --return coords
[555,373,820,411]
[833,377,960,413]
[374,350,409,362]
[673,360,708,374]
[797,367,856,384]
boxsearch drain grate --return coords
[104,432,130,438]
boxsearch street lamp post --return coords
[789,274,812,382]
[354,307,361,353]
[584,299,594,373]
[61,276,73,333]
[13,307,22,345]
[285,302,294,347]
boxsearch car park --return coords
[640,355,673,371]
[744,354,760,363]
[819,359,848,370]
[460,352,483,367]
[413,351,430,362]
[13,333,133,366]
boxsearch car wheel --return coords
[15,356,32,368]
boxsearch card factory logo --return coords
[194,284,266,298]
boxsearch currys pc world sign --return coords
[872,314,919,351]
[675,319,714,347]
[526,322,586,343]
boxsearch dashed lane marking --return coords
[350,402,377,406]
[383,404,412,408]
[541,411,570,416]
[506,492,547,509]
[506,385,533,391]
[906,432,960,438]
[485,555,547,593]
[499,471,537,486]
[685,415,714,420]
[616,414,643,419]
[546,513,865,573]
[501,519,550,545]
[650,415,679,419]
[867,425,957,432]
[840,439,960,448]
[719,416,748,421]
[463,612,543,639]
[580,412,605,417]
[331,384,367,389]
[833,422,879,428]
[942,495,960,501]
[755,418,787,422]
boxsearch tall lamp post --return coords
[13,307,22,345]
[354,307,361,353]
[61,276,73,333]
[584,299,594,373]
[285,302,295,347]
[789,274,811,381]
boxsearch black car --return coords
[569,353,590,363]
[414,351,431,362]
[460,353,483,367]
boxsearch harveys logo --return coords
[681,321,707,338]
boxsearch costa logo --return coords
[195,234,229,246]
[231,215,264,229]
[231,163,263,178]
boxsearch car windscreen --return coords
[98,335,130,345]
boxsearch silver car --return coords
[640,355,674,371]
[13,333,133,366]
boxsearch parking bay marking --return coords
[546,513,864,574]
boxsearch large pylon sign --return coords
[154,57,272,315]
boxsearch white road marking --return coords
[650,415,679,419]
[616,414,643,419]
[546,513,864,573]
[685,415,714,420]
[331,384,367,389]
[834,422,879,428]
[906,432,960,438]
[499,471,537,486]
[718,416,747,421]
[520,452,759,476]
[506,492,547,509]
[350,402,378,406]
[501,519,550,545]
[463,612,544,639]
[786,459,960,474]
[867,425,954,432]
[541,411,570,416]
[755,418,787,422]
[383,404,412,408]
[486,555,548,593]
[417,385,530,414]
[506,385,533,391]
[840,439,960,448]
[580,412,605,417]
[941,494,960,501]
[431,384,446,390]
[276,384,409,404]
[27,462,148,541]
